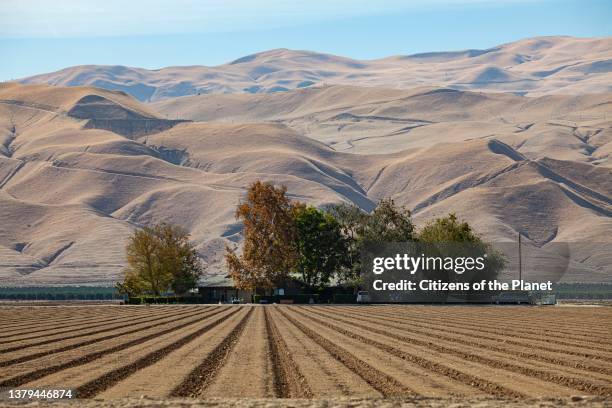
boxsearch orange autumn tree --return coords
[225,181,299,292]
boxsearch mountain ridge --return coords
[17,36,612,102]
[0,82,610,285]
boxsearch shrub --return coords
[253,294,319,304]
[332,293,357,304]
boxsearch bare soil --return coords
[0,396,610,408]
[0,304,610,406]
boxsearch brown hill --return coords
[18,36,612,102]
[0,83,610,285]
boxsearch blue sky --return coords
[0,0,610,80]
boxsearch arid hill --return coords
[18,36,612,102]
[0,81,610,285]
[152,84,612,159]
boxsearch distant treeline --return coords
[552,283,612,299]
[0,286,123,300]
[1,283,610,301]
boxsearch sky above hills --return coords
[1,0,611,80]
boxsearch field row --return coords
[0,305,611,399]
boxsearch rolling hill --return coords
[18,36,612,102]
[0,81,610,285]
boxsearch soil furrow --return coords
[0,308,149,335]
[1,307,227,380]
[0,308,170,341]
[267,307,381,397]
[18,308,241,392]
[375,305,612,331]
[327,307,612,373]
[348,306,612,357]
[289,307,529,398]
[0,307,230,388]
[200,307,273,398]
[75,307,243,398]
[0,307,215,367]
[372,304,612,331]
[277,307,416,398]
[2,304,609,400]
[375,306,612,341]
[95,308,250,398]
[170,307,254,397]
[0,306,207,355]
[0,308,127,326]
[303,307,612,396]
[1,311,106,327]
[264,307,313,398]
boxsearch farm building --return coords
[197,274,309,303]
[198,274,252,303]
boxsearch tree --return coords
[418,213,505,283]
[293,205,348,289]
[157,224,204,295]
[115,270,145,297]
[123,227,170,296]
[118,223,203,296]
[327,202,367,243]
[225,181,298,292]
[327,202,367,287]
[328,198,415,288]
[170,246,203,295]
[361,198,415,243]
[419,213,478,243]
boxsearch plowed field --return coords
[1,304,610,403]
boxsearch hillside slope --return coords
[18,36,612,101]
[153,85,612,162]
[0,83,610,285]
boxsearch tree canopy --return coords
[117,223,203,296]
[418,213,479,243]
[225,181,298,291]
[361,198,415,243]
[328,199,415,288]
[418,213,506,282]
[226,183,504,293]
[293,205,348,289]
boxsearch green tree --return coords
[115,270,145,297]
[118,223,203,296]
[328,198,415,288]
[418,213,505,282]
[123,227,170,296]
[225,181,298,292]
[158,224,204,295]
[170,246,203,295]
[327,202,367,242]
[419,213,479,243]
[293,205,348,289]
[327,202,367,287]
[361,198,415,243]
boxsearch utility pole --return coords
[518,233,522,283]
